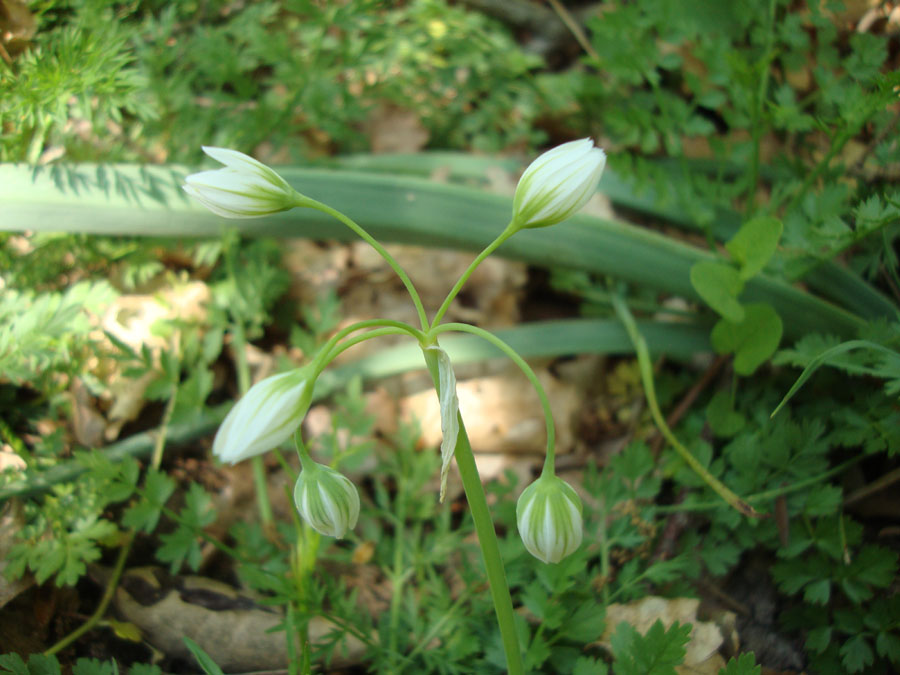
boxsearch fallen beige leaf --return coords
[110,567,365,671]
[600,596,731,674]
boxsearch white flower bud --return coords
[213,369,313,464]
[183,146,298,218]
[511,138,606,230]
[293,462,360,539]
[516,473,583,564]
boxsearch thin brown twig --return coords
[545,0,599,62]
[0,41,12,67]
[844,466,900,507]
[650,355,729,454]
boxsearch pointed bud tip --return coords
[511,139,607,230]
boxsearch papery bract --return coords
[511,138,606,230]
[293,462,360,539]
[427,345,459,502]
[516,473,583,564]
[213,368,313,464]
[183,146,297,218]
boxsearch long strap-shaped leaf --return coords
[0,318,708,501]
[1,163,863,338]
[327,152,896,321]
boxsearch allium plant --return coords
[184,140,606,673]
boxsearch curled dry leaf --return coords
[99,281,211,439]
[0,500,31,610]
[109,567,364,671]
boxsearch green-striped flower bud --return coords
[511,138,606,230]
[213,368,314,464]
[293,461,360,539]
[516,473,583,564]
[183,147,298,218]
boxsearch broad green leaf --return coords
[803,578,831,605]
[611,620,691,675]
[574,657,608,675]
[841,635,874,673]
[21,656,60,675]
[0,655,29,675]
[690,261,745,322]
[807,626,833,654]
[711,303,783,375]
[718,652,761,675]
[706,391,746,437]
[726,216,782,280]
[71,660,115,675]
[122,468,176,533]
[876,631,900,662]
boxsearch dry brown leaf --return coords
[0,444,25,474]
[599,596,730,674]
[70,377,107,448]
[366,104,429,154]
[98,281,211,438]
[0,0,35,63]
[0,500,31,610]
[110,567,365,670]
[350,243,525,320]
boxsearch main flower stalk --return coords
[183,139,610,673]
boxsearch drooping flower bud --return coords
[213,368,313,464]
[516,473,583,564]
[293,461,360,539]
[511,138,606,230]
[183,146,298,218]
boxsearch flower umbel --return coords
[511,138,606,230]
[294,460,360,539]
[183,146,298,218]
[516,473,583,564]
[213,368,313,464]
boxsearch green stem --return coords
[295,432,315,469]
[422,348,523,674]
[44,530,135,655]
[611,292,759,518]
[597,503,610,605]
[387,475,408,667]
[45,374,180,656]
[430,224,515,329]
[303,197,429,330]
[432,322,556,472]
[650,456,864,514]
[313,319,423,376]
[316,327,417,376]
